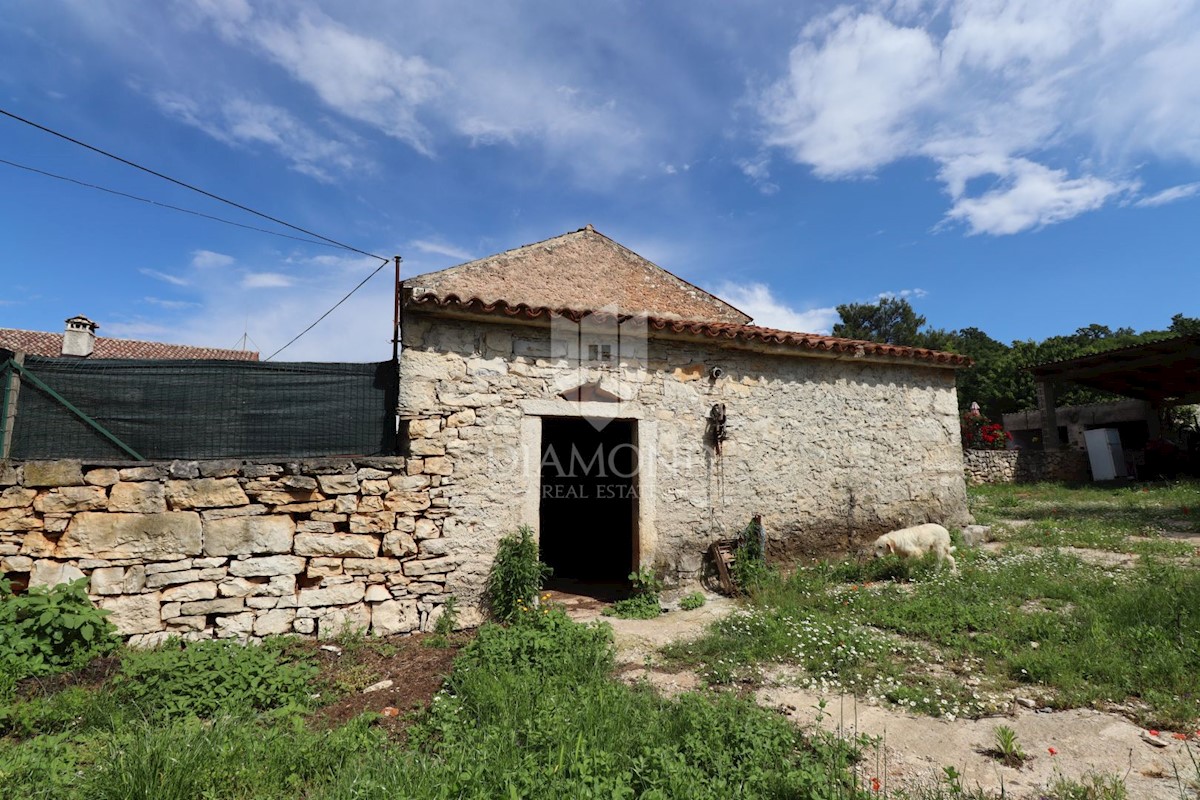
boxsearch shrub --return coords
[679,591,706,611]
[486,526,551,623]
[112,638,316,719]
[0,578,118,686]
[961,411,1012,450]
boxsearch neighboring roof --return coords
[1029,334,1200,402]
[0,328,260,361]
[405,294,971,368]
[405,226,752,325]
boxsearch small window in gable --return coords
[587,343,613,362]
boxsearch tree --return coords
[833,297,928,346]
[1169,313,1200,336]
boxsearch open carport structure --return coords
[1029,334,1200,450]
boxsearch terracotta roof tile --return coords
[405,226,751,325]
[0,328,259,361]
[406,294,972,368]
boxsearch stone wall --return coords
[399,311,970,576]
[0,457,471,644]
[963,449,1092,485]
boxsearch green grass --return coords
[666,544,1200,728]
[0,610,873,800]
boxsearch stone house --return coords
[400,226,971,598]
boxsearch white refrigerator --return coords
[1083,428,1126,481]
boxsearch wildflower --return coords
[1172,733,1187,741]
[1047,747,1057,756]
[870,777,881,792]
[1149,729,1160,737]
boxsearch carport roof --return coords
[1029,334,1200,403]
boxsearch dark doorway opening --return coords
[539,417,638,592]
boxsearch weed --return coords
[604,567,663,619]
[112,638,316,719]
[989,724,1027,768]
[0,578,118,686]
[486,526,551,623]
[679,591,706,611]
[424,597,459,648]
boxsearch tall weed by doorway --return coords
[486,526,552,623]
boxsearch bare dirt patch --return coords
[305,634,465,739]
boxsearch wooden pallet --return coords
[708,539,740,595]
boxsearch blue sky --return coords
[2,0,1199,361]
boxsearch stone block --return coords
[381,531,417,557]
[307,557,342,578]
[103,481,166,514]
[409,440,446,457]
[0,487,36,509]
[356,495,385,512]
[240,463,282,479]
[356,467,391,481]
[144,559,193,574]
[297,520,336,534]
[253,609,296,636]
[414,519,440,540]
[23,460,83,487]
[253,490,320,506]
[161,581,218,603]
[89,566,126,595]
[29,560,85,588]
[101,593,163,635]
[145,569,203,589]
[360,479,389,496]
[166,478,249,509]
[119,466,163,481]
[371,598,419,636]
[58,512,202,559]
[349,511,394,533]
[1,554,33,573]
[203,515,294,556]
[166,615,207,632]
[43,514,71,533]
[446,408,476,427]
[215,612,255,638]
[84,468,120,487]
[298,581,365,607]
[402,557,456,577]
[316,604,370,639]
[34,485,108,513]
[180,597,245,615]
[202,504,267,521]
[342,557,405,575]
[169,460,199,479]
[384,491,430,513]
[386,472,429,491]
[294,533,379,558]
[317,474,359,495]
[293,617,315,634]
[198,459,242,478]
[282,475,318,491]
[423,457,453,476]
[227,555,306,577]
[418,538,453,556]
[0,463,20,486]
[1,508,42,531]
[364,584,390,602]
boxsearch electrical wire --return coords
[1,108,398,361]
[0,107,384,260]
[0,157,340,249]
[264,258,390,361]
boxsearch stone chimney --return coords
[62,315,98,357]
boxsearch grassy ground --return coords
[0,610,871,800]
[666,481,1200,731]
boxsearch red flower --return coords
[871,777,882,792]
[1048,747,1057,756]
[1149,729,1160,737]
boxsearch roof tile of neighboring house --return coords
[405,226,752,325]
[0,328,259,361]
[406,294,971,368]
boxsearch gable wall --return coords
[400,313,969,594]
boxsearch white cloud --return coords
[411,239,474,261]
[191,249,234,269]
[716,282,838,333]
[144,297,199,310]
[877,287,928,300]
[241,272,294,289]
[154,93,360,180]
[140,268,189,286]
[1135,182,1200,207]
[755,0,1200,233]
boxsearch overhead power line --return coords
[0,157,338,249]
[0,106,384,260]
[1,107,398,361]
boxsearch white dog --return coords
[872,523,956,571]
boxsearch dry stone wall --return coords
[963,449,1091,485]
[0,457,470,644]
